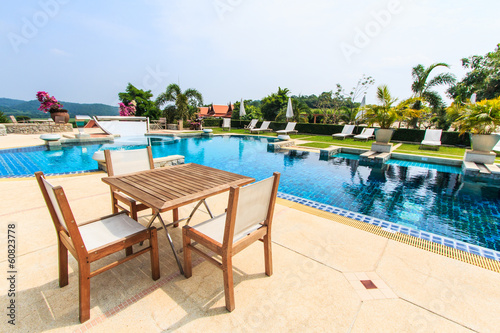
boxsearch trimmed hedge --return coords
[202,118,222,127]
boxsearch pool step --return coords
[359,151,391,164]
[485,163,500,175]
[462,161,500,184]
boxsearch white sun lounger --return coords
[333,125,355,139]
[250,121,272,134]
[353,128,374,141]
[276,122,297,135]
[420,129,442,149]
[244,119,258,132]
[222,118,231,131]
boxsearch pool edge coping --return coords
[276,193,500,273]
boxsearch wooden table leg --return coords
[173,208,179,228]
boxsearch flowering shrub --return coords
[119,100,137,116]
[36,91,63,113]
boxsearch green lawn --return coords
[297,142,331,149]
[207,128,500,163]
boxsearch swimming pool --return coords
[1,135,499,254]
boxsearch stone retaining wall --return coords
[5,123,73,134]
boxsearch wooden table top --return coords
[102,163,255,212]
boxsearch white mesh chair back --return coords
[260,121,270,130]
[41,177,68,231]
[361,128,374,136]
[342,125,355,134]
[108,148,152,176]
[423,129,442,142]
[285,122,296,131]
[233,176,275,237]
[223,118,231,128]
[248,119,258,129]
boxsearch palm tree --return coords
[409,63,456,128]
[366,85,398,129]
[155,84,203,122]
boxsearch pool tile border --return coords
[277,192,500,262]
[0,169,101,179]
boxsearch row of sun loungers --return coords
[232,119,297,135]
[332,125,443,149]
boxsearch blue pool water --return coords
[1,135,499,252]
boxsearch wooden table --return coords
[102,163,255,274]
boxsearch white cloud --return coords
[50,48,71,57]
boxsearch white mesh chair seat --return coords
[333,125,355,138]
[79,213,147,251]
[276,122,297,134]
[250,121,272,133]
[421,129,442,146]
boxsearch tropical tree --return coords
[452,96,500,134]
[155,83,203,122]
[0,111,8,123]
[118,83,160,119]
[261,87,289,120]
[317,91,333,124]
[366,85,398,129]
[409,63,456,128]
[448,44,500,102]
[232,99,262,120]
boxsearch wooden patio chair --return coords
[35,171,160,323]
[182,172,280,311]
[104,147,154,221]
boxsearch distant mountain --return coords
[0,98,119,118]
[0,98,26,107]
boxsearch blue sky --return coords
[1,0,500,107]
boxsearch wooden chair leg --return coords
[58,239,69,287]
[111,193,118,214]
[222,255,235,311]
[263,234,273,276]
[182,229,192,278]
[125,246,133,256]
[150,229,160,280]
[78,261,91,323]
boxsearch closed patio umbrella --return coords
[240,98,246,117]
[286,97,293,120]
[356,95,366,120]
[470,93,477,104]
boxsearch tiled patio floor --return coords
[1,132,499,332]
